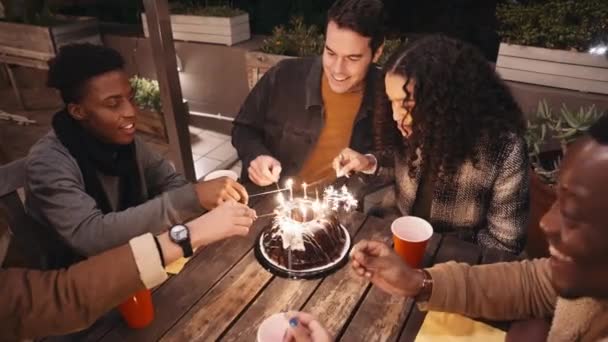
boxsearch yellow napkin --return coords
[416,311,506,341]
[165,256,191,275]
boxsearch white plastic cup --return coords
[203,169,238,182]
[257,313,290,342]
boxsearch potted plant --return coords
[496,0,608,94]
[141,0,250,46]
[524,100,605,257]
[245,16,322,89]
[129,76,167,142]
[246,16,402,90]
[0,0,101,69]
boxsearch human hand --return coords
[350,240,424,298]
[248,155,282,186]
[332,148,375,178]
[188,200,256,248]
[283,311,332,342]
[194,176,248,210]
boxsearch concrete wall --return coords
[102,33,265,135]
[506,81,608,118]
[104,33,608,132]
[1,31,606,134]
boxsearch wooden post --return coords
[142,0,196,181]
[4,64,26,110]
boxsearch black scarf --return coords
[52,109,144,214]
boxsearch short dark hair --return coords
[327,0,386,54]
[589,114,608,145]
[47,43,125,104]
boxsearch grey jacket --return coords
[25,131,204,259]
[377,133,529,254]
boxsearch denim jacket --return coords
[232,56,383,180]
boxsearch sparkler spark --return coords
[269,183,358,251]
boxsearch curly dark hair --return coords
[327,0,386,54]
[377,34,525,180]
[47,43,125,105]
[589,113,608,145]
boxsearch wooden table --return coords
[54,185,516,342]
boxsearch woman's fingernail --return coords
[289,318,299,327]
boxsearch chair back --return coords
[0,158,50,268]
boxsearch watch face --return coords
[170,225,189,242]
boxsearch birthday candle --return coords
[277,192,285,206]
[285,179,294,201]
[302,182,308,199]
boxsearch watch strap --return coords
[179,239,193,258]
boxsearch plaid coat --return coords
[377,133,529,254]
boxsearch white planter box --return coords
[0,16,101,69]
[141,13,250,46]
[496,43,608,95]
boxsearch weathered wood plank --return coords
[496,43,608,95]
[498,43,608,67]
[481,246,518,264]
[0,21,54,57]
[0,45,54,62]
[433,235,482,265]
[340,234,442,342]
[0,54,50,69]
[398,235,482,342]
[497,67,608,95]
[160,251,273,342]
[94,195,276,341]
[498,55,608,82]
[221,212,367,342]
[221,277,321,342]
[0,16,100,63]
[300,215,393,338]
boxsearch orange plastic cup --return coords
[391,216,433,268]
[118,289,154,329]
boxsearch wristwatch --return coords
[169,224,193,258]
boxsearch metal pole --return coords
[142,0,196,181]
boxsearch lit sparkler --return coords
[268,182,358,251]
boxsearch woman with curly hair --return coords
[334,35,529,254]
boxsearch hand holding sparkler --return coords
[248,155,282,186]
[195,177,249,209]
[332,148,377,178]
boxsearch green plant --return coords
[170,0,244,17]
[377,38,405,66]
[260,16,324,57]
[260,17,405,60]
[2,0,57,25]
[497,0,608,51]
[129,76,162,113]
[525,100,605,184]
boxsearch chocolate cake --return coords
[259,198,349,272]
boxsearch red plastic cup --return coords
[118,289,154,329]
[391,216,434,268]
